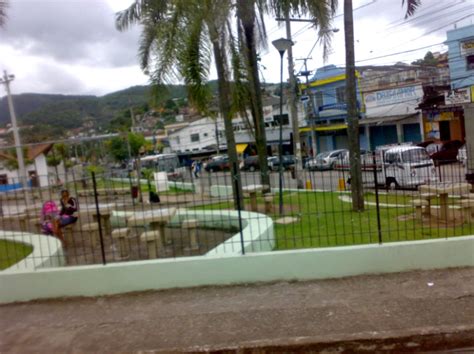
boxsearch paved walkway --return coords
[2,267,474,353]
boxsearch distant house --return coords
[0,143,53,191]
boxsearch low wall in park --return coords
[168,209,275,255]
[0,231,65,272]
[111,208,275,256]
[1,235,474,304]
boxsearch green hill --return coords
[0,80,275,142]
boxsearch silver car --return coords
[306,149,347,171]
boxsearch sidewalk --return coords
[1,267,474,353]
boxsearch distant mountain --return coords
[0,84,192,127]
[0,80,277,142]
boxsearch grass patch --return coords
[194,191,474,251]
[0,240,33,270]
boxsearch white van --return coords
[378,145,437,189]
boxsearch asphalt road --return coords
[195,162,468,193]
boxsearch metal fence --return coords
[1,149,473,271]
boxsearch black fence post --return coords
[372,151,383,244]
[233,162,245,255]
[91,171,107,265]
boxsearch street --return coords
[195,162,468,193]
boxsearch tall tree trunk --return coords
[237,0,270,191]
[209,27,244,210]
[285,12,303,188]
[344,0,364,211]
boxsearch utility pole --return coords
[214,117,221,155]
[0,71,30,204]
[283,13,303,188]
[297,58,318,157]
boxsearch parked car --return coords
[268,155,295,171]
[306,149,347,171]
[241,155,260,171]
[205,156,230,172]
[418,140,463,165]
[458,144,467,166]
[267,156,278,170]
[334,149,373,170]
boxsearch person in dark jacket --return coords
[59,189,78,228]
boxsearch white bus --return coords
[139,153,185,179]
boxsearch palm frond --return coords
[115,0,143,31]
[0,0,8,28]
[402,0,421,18]
[138,23,158,71]
[115,0,169,31]
[179,15,212,113]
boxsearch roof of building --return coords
[0,143,54,163]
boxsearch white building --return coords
[168,117,226,154]
[0,143,53,190]
[167,100,307,156]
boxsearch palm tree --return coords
[344,0,421,211]
[236,0,271,191]
[235,0,339,192]
[0,0,8,28]
[116,0,245,210]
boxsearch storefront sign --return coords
[364,85,423,116]
[471,86,474,103]
[445,88,471,105]
[426,111,459,122]
[460,39,474,56]
[263,105,274,122]
[425,122,440,140]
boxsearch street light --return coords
[272,37,293,216]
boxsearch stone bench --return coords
[112,228,130,259]
[420,193,437,216]
[263,194,275,214]
[412,199,429,220]
[460,199,474,223]
[182,219,199,251]
[81,222,100,246]
[140,230,163,259]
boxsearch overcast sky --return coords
[0,0,473,97]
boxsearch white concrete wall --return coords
[0,231,65,272]
[1,236,474,304]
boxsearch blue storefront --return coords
[301,65,367,155]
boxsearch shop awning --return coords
[359,113,418,126]
[236,143,248,154]
[299,124,347,133]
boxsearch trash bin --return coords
[131,186,138,198]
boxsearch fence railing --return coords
[1,153,473,271]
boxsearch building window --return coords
[314,91,323,108]
[190,133,200,142]
[0,174,7,185]
[336,86,345,103]
[467,55,474,71]
[274,114,289,126]
[175,136,180,144]
[203,133,208,137]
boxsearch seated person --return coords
[59,189,78,229]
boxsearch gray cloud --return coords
[1,0,140,68]
[29,62,86,94]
